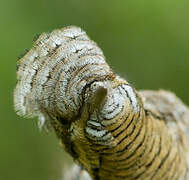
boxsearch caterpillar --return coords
[14,26,189,180]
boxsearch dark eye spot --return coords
[56,116,69,125]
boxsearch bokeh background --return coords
[0,0,189,179]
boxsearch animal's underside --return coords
[14,26,189,180]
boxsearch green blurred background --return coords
[0,0,189,179]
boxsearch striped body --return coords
[69,83,189,180]
[14,26,189,180]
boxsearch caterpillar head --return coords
[14,26,115,129]
[14,26,141,160]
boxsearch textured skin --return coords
[14,26,189,180]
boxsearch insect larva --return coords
[14,26,189,180]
